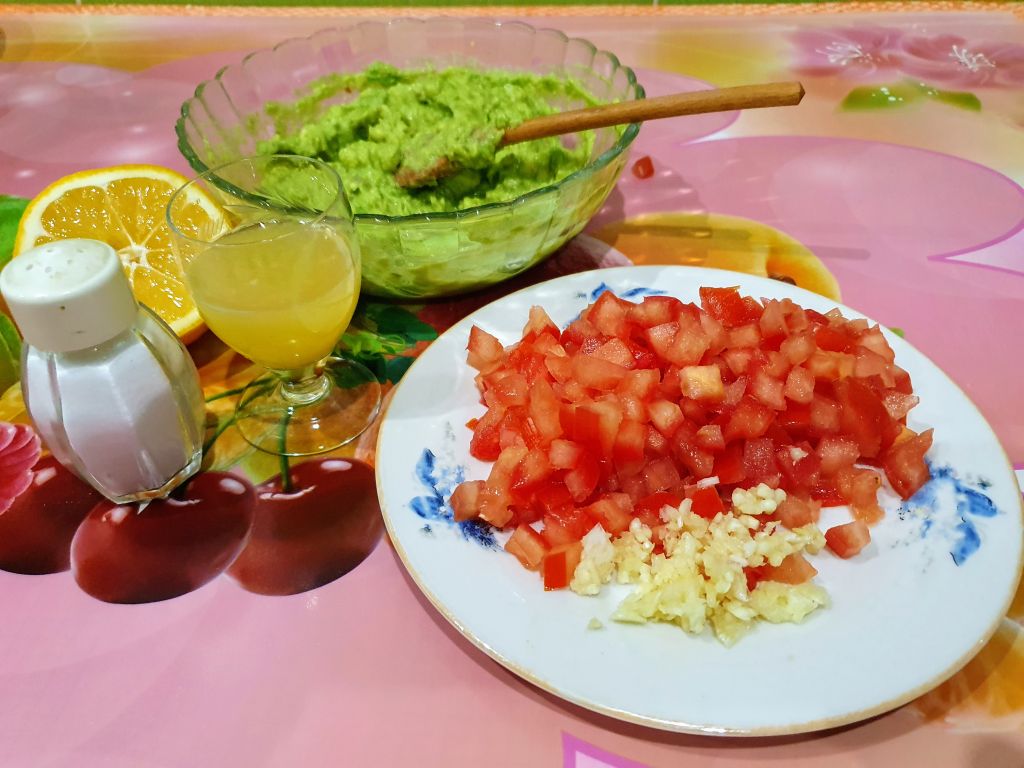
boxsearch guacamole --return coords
[257,63,599,217]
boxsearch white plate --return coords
[376,266,1023,736]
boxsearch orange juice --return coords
[186,220,359,371]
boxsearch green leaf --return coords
[911,82,982,111]
[888,326,906,338]
[362,304,437,342]
[385,355,415,382]
[0,313,21,392]
[841,84,919,111]
[0,196,29,270]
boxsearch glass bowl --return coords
[176,18,643,299]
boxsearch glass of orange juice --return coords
[166,155,380,456]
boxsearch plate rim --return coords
[374,264,1024,737]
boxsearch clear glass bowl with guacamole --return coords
[176,19,643,299]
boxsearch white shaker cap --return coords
[0,239,138,353]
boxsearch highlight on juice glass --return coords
[166,155,381,456]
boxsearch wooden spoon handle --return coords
[501,82,805,146]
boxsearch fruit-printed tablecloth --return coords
[1,5,1023,766]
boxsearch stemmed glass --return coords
[167,155,381,456]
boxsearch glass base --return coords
[234,359,382,457]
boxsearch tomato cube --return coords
[505,524,550,571]
[777,495,820,529]
[583,498,632,534]
[467,325,505,374]
[780,333,815,365]
[612,420,646,474]
[700,286,760,327]
[695,424,725,451]
[784,365,815,404]
[642,456,682,494]
[648,399,685,438]
[450,480,485,522]
[616,368,660,400]
[713,443,747,485]
[528,378,563,442]
[523,305,559,337]
[487,370,529,407]
[816,435,861,476]
[835,466,884,524]
[743,437,781,488]
[722,348,755,375]
[809,394,841,435]
[564,450,600,503]
[759,299,788,340]
[626,296,683,328]
[806,351,855,381]
[470,405,506,461]
[760,553,818,584]
[881,390,920,421]
[724,397,774,441]
[560,318,601,354]
[544,354,573,383]
[549,439,582,469]
[834,378,890,458]
[858,326,896,363]
[750,369,786,411]
[699,311,729,354]
[815,325,854,353]
[592,338,636,369]
[882,428,933,499]
[543,541,584,590]
[690,486,725,519]
[619,393,648,424]
[571,355,629,389]
[728,324,761,349]
[632,155,655,179]
[680,365,725,402]
[825,520,871,558]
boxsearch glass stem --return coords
[279,365,331,406]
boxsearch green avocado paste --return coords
[257,63,599,217]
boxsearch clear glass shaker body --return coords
[22,305,205,504]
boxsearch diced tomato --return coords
[645,426,671,457]
[660,366,682,400]
[626,296,682,328]
[527,378,563,441]
[695,424,725,451]
[467,325,505,374]
[882,428,933,499]
[776,447,821,493]
[548,438,583,470]
[642,456,681,494]
[713,442,747,485]
[854,347,895,386]
[806,351,855,381]
[648,399,685,438]
[784,365,815,404]
[858,326,895,362]
[571,355,629,390]
[835,466,884,524]
[825,520,871,558]
[633,491,683,528]
[728,323,761,349]
[834,378,890,458]
[631,155,655,179]
[816,435,861,476]
[470,405,506,461]
[592,338,636,369]
[523,306,560,337]
[665,316,711,366]
[809,394,841,435]
[880,390,920,421]
[721,376,748,408]
[544,354,573,383]
[540,505,592,546]
[586,291,631,338]
[760,553,818,584]
[690,486,725,519]
[780,333,815,366]
[722,348,754,375]
[777,495,820,529]
[750,369,786,411]
[612,419,646,475]
[564,450,600,503]
[700,286,761,327]
[815,324,854,353]
[535,481,573,514]
[673,438,715,479]
[743,437,781,488]
[680,365,725,402]
[487,370,529,407]
[699,311,729,353]
[509,448,554,503]
[505,524,550,571]
[559,317,602,354]
[583,498,632,534]
[543,541,583,590]
[811,478,847,507]
[450,480,485,522]
[759,299,788,340]
[724,397,774,441]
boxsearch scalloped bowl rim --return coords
[175,17,645,224]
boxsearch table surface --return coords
[1,5,1023,767]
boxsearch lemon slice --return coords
[13,165,224,344]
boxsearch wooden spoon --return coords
[395,81,805,188]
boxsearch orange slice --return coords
[13,165,224,344]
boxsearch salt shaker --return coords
[0,238,205,503]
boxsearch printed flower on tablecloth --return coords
[790,26,907,79]
[898,34,1024,88]
[791,26,1024,111]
